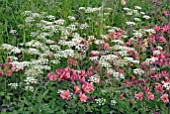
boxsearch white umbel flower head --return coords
[126,21,136,26]
[143,15,150,19]
[134,6,142,10]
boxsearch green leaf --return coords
[5,95,10,100]
[0,92,5,96]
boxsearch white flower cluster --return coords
[144,57,158,65]
[46,15,55,20]
[57,89,64,94]
[134,18,141,22]
[50,45,61,51]
[124,57,140,64]
[54,19,65,25]
[144,29,155,34]
[111,100,117,105]
[8,56,18,61]
[153,50,161,55]
[100,54,118,62]
[107,69,125,80]
[85,7,101,13]
[117,51,128,56]
[54,49,74,58]
[112,40,124,44]
[88,74,100,83]
[25,69,43,77]
[31,65,51,71]
[67,24,77,31]
[1,44,22,54]
[94,40,104,45]
[79,7,86,10]
[25,40,49,51]
[22,11,32,16]
[126,12,133,16]
[126,21,136,26]
[12,61,31,70]
[9,30,17,34]
[133,68,145,76]
[133,31,143,38]
[79,23,89,29]
[58,40,76,47]
[36,32,51,39]
[113,59,128,67]
[94,98,106,106]
[75,44,87,52]
[25,17,34,23]
[143,15,150,19]
[162,81,170,90]
[123,7,131,11]
[157,46,163,50]
[31,59,49,65]
[134,6,142,10]
[113,45,135,51]
[25,86,34,92]
[50,59,60,64]
[89,56,99,61]
[24,77,38,85]
[68,16,76,21]
[25,48,41,55]
[98,60,111,68]
[8,83,18,89]
[72,37,84,44]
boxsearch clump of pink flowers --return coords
[160,94,169,103]
[47,66,95,102]
[135,92,143,101]
[0,57,24,77]
[60,90,70,100]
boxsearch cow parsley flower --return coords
[126,21,136,26]
[94,98,106,106]
[111,100,117,105]
[89,56,99,61]
[133,68,145,76]
[8,83,18,89]
[79,23,89,29]
[24,77,38,85]
[134,6,142,10]
[134,18,141,22]
[143,15,150,19]
[140,12,145,15]
[98,60,111,68]
[9,30,17,34]
[123,7,131,11]
[79,7,86,10]
[25,86,34,92]
[126,12,133,16]
[46,15,55,20]
[54,19,65,25]
[68,16,76,21]
[88,74,100,83]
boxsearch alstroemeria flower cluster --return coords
[47,66,95,102]
[0,57,24,77]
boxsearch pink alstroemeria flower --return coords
[135,92,143,101]
[74,86,81,94]
[60,90,70,100]
[82,82,94,93]
[160,94,169,103]
[6,70,12,76]
[79,93,88,102]
[147,92,154,100]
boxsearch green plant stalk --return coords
[4,76,7,95]
[100,0,105,36]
